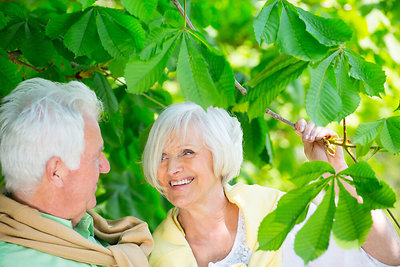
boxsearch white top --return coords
[210,204,397,267]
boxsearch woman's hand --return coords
[294,119,348,172]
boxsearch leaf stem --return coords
[342,118,358,163]
[184,0,187,29]
[170,0,247,95]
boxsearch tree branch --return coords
[170,0,247,95]
[265,108,381,151]
[8,51,45,72]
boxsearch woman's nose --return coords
[167,156,183,176]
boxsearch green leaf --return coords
[306,51,342,126]
[258,179,328,251]
[253,0,280,44]
[125,32,180,94]
[237,114,270,168]
[0,21,25,50]
[0,11,8,31]
[380,116,400,153]
[99,8,145,50]
[247,54,298,88]
[0,49,22,96]
[97,7,137,58]
[277,3,329,61]
[64,8,96,56]
[164,9,184,28]
[21,23,56,67]
[46,12,82,39]
[290,161,335,187]
[187,29,223,56]
[353,120,384,145]
[140,28,179,61]
[294,184,336,264]
[332,179,372,249]
[108,57,128,78]
[197,39,235,107]
[334,53,360,122]
[247,60,308,120]
[92,73,119,114]
[344,49,386,97]
[78,0,96,9]
[339,162,396,209]
[295,7,352,46]
[64,8,110,61]
[176,33,221,109]
[121,0,158,21]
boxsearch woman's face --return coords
[157,125,222,209]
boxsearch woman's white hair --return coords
[142,101,243,193]
[0,78,103,193]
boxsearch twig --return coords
[171,0,195,30]
[8,51,45,72]
[387,209,400,230]
[235,80,248,95]
[171,0,247,95]
[265,108,295,128]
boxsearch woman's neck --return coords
[177,187,239,242]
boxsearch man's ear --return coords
[45,157,67,188]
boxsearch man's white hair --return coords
[0,78,103,193]
[142,101,243,193]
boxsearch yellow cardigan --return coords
[149,183,284,267]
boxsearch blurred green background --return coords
[0,0,399,233]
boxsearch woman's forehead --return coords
[163,126,204,151]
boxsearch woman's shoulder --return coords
[150,208,196,266]
[225,182,284,204]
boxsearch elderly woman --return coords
[142,101,400,267]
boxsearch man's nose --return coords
[99,153,110,174]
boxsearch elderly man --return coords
[0,78,153,266]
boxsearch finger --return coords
[309,126,324,141]
[315,127,338,140]
[294,119,307,135]
[302,121,315,142]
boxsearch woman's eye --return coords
[183,149,194,156]
[161,154,168,161]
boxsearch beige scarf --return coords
[0,194,153,267]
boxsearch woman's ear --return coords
[45,157,67,188]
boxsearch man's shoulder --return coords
[0,241,94,267]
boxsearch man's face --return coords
[63,116,110,225]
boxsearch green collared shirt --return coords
[0,212,106,267]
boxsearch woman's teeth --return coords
[171,178,193,186]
